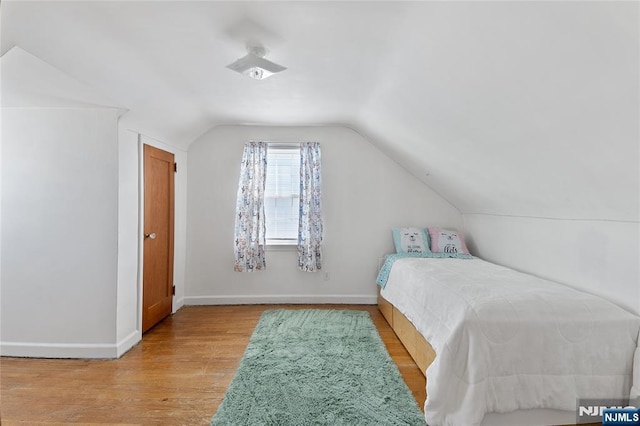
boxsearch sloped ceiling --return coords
[2,1,638,221]
[1,46,127,111]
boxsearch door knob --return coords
[145,233,157,239]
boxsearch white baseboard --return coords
[1,331,143,359]
[184,294,378,305]
[0,341,119,359]
[173,296,185,312]
[0,295,376,358]
[116,330,141,358]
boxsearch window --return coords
[264,146,300,245]
[234,141,322,271]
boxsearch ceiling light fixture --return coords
[226,45,286,80]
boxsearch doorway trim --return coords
[137,134,181,336]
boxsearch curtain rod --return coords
[249,141,320,149]
[249,141,319,145]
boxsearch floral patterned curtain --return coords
[298,142,323,271]
[234,142,268,272]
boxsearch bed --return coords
[377,255,640,426]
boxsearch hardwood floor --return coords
[0,305,426,425]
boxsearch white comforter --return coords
[380,257,640,426]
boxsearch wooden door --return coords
[142,144,175,333]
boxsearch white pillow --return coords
[392,227,431,254]
[427,227,470,256]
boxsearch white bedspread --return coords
[380,257,640,426]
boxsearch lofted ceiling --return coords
[1,1,638,222]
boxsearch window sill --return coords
[266,243,297,252]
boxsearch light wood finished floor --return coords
[1,305,426,425]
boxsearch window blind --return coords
[264,147,300,244]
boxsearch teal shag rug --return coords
[211,309,425,425]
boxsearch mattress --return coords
[379,257,640,426]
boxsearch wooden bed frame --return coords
[378,290,436,379]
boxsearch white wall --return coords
[0,47,189,358]
[185,125,462,304]
[1,107,120,357]
[115,127,141,355]
[464,214,640,315]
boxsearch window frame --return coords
[264,143,300,247]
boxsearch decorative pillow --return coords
[392,227,432,254]
[427,227,470,256]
